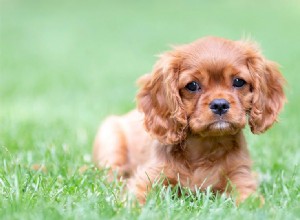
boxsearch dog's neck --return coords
[184,131,245,162]
[157,131,246,167]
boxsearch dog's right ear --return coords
[136,51,187,145]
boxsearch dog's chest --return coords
[182,143,230,188]
[187,159,225,189]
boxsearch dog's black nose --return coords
[209,99,230,116]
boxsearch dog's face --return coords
[137,37,286,144]
[179,53,252,137]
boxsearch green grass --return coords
[1,0,300,219]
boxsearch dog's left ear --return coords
[241,41,286,134]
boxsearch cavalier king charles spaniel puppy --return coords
[93,36,286,204]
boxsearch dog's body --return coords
[93,37,285,203]
[93,110,151,177]
[93,110,254,202]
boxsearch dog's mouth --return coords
[189,117,244,137]
[203,120,239,136]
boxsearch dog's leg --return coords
[128,163,168,204]
[93,116,129,178]
[227,165,258,204]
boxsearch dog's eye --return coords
[185,81,200,92]
[233,78,246,88]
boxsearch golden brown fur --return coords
[93,36,286,204]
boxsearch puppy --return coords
[93,36,286,204]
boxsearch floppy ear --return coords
[136,51,187,145]
[243,42,286,134]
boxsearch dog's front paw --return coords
[236,193,265,207]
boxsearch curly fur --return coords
[93,36,286,204]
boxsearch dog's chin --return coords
[191,121,241,137]
[209,121,231,130]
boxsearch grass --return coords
[1,0,300,219]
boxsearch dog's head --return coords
[137,37,286,144]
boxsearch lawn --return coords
[1,0,300,219]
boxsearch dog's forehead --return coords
[182,38,246,71]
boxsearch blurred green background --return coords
[1,0,300,161]
[1,0,300,219]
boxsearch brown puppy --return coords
[93,37,286,204]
